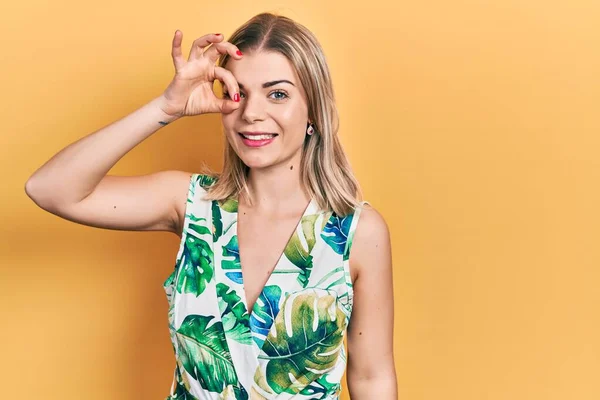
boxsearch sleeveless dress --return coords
[163,173,368,400]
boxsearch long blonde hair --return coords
[202,12,363,216]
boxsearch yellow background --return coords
[2,0,599,398]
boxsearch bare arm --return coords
[25,95,178,209]
[24,31,243,235]
[347,207,398,399]
[24,96,191,235]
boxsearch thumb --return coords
[219,98,241,114]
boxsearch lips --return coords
[239,132,278,139]
[238,132,278,147]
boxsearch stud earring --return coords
[307,122,314,136]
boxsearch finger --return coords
[214,66,241,113]
[214,66,240,100]
[188,33,224,60]
[204,41,243,64]
[171,30,185,71]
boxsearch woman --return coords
[25,12,397,400]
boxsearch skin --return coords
[221,50,398,398]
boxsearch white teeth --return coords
[241,134,276,140]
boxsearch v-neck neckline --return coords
[233,196,316,319]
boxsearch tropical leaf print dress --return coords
[163,174,369,400]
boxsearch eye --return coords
[269,90,289,101]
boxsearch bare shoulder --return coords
[349,204,392,282]
[355,204,390,236]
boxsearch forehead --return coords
[224,50,300,89]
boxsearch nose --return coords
[240,93,267,123]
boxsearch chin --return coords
[233,147,279,170]
[240,157,276,170]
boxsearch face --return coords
[221,50,310,170]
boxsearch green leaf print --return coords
[255,288,347,395]
[198,174,217,187]
[343,220,357,262]
[218,198,239,213]
[321,213,353,256]
[233,386,249,400]
[221,235,243,284]
[177,226,213,296]
[283,214,320,287]
[188,215,211,235]
[250,285,282,348]
[212,201,223,241]
[175,314,239,393]
[222,235,240,270]
[299,373,341,399]
[216,283,252,345]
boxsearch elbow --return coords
[24,177,36,199]
[24,177,57,211]
[24,177,38,203]
[347,375,398,400]
[347,359,398,399]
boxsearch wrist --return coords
[152,95,181,124]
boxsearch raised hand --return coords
[159,31,243,117]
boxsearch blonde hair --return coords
[202,12,364,216]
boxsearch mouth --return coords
[238,132,278,140]
[237,132,278,147]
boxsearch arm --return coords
[24,96,189,235]
[25,96,177,208]
[24,32,243,235]
[346,206,398,399]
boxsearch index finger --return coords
[204,40,243,64]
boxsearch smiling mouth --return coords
[238,133,278,140]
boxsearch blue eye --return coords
[270,90,288,100]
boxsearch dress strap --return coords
[343,200,370,261]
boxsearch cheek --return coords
[278,104,307,124]
[274,106,308,139]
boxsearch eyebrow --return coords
[237,80,295,89]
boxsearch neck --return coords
[243,156,310,213]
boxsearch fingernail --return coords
[236,50,243,56]
[215,33,221,36]
[233,93,240,102]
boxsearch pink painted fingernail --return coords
[236,50,243,56]
[233,93,240,102]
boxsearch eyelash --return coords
[223,90,289,101]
